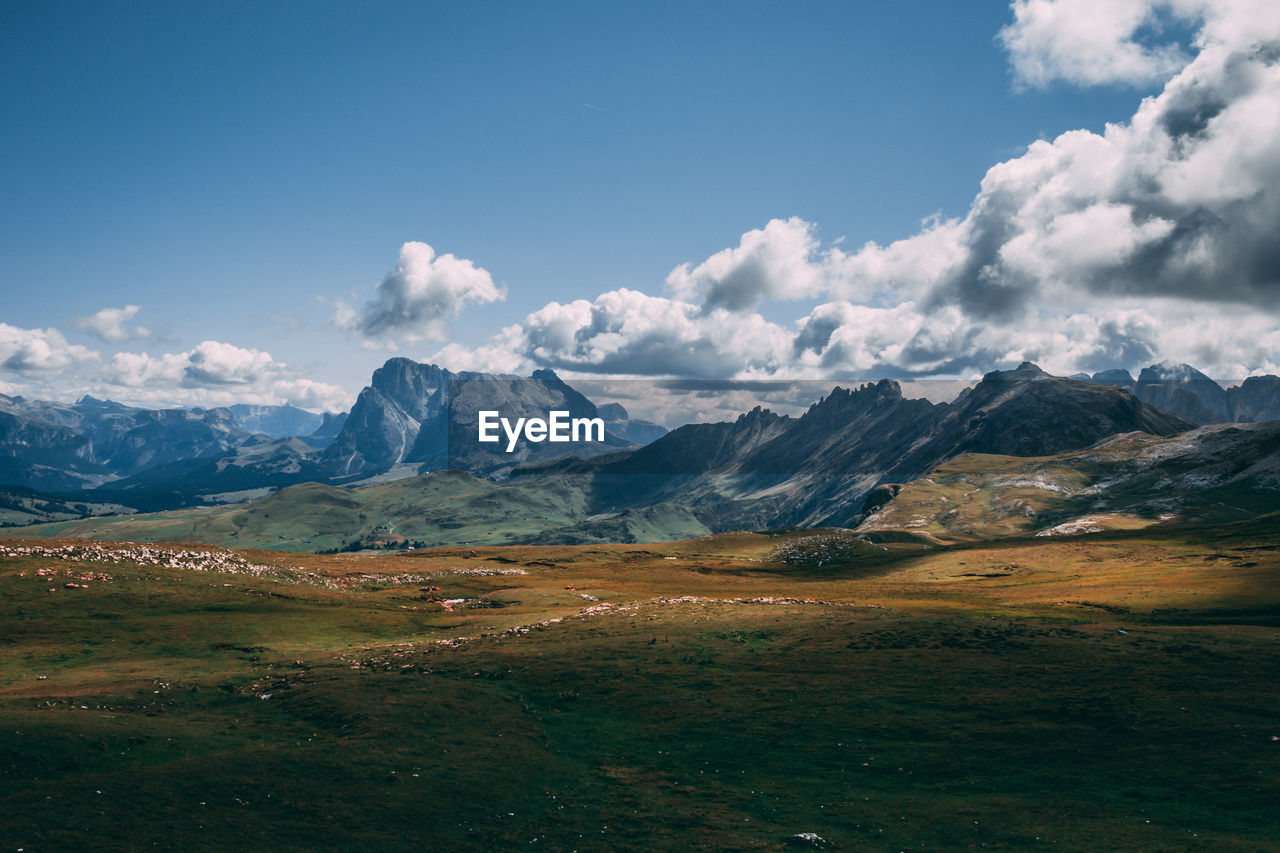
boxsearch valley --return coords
[2,522,1278,850]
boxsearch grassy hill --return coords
[17,470,598,551]
[2,524,1278,849]
[19,464,722,552]
[858,424,1280,543]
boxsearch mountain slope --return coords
[18,468,605,551]
[320,359,450,476]
[1082,361,1280,424]
[8,361,665,511]
[0,394,252,490]
[318,360,640,480]
[575,362,1193,532]
[11,362,1212,550]
[227,403,328,438]
[857,421,1280,542]
[900,362,1191,464]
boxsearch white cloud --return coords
[520,10,1274,381]
[997,202,1176,285]
[999,0,1198,88]
[937,9,1280,314]
[75,305,150,342]
[825,215,969,304]
[665,217,830,311]
[432,289,795,378]
[430,326,533,375]
[523,289,795,377]
[266,378,355,413]
[99,341,353,411]
[16,3,1280,410]
[0,323,97,374]
[182,340,277,386]
[0,325,351,413]
[335,241,505,346]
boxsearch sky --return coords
[2,0,1279,414]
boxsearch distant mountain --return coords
[904,362,1190,462]
[227,404,328,438]
[0,401,104,491]
[1081,362,1280,424]
[38,360,666,509]
[560,361,1194,532]
[19,362,1212,550]
[0,393,250,491]
[84,434,323,512]
[0,395,336,501]
[27,362,1204,550]
[1231,375,1280,422]
[596,403,668,445]
[317,359,643,480]
[320,359,450,476]
[310,410,349,439]
[1135,363,1231,423]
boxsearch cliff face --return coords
[319,360,643,479]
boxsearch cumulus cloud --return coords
[0,323,97,374]
[911,4,1280,320]
[335,241,505,346]
[435,0,1276,384]
[433,289,795,378]
[665,217,831,311]
[0,321,351,412]
[75,305,150,342]
[999,0,1198,88]
[430,326,534,375]
[790,302,998,377]
[183,340,277,386]
[825,215,969,305]
[99,341,352,411]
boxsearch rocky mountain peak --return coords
[1137,361,1215,384]
[982,361,1050,383]
[370,358,446,398]
[1089,368,1136,388]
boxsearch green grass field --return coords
[2,525,1278,850]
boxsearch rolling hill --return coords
[857,421,1280,542]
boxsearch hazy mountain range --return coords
[0,359,666,519]
[1076,363,1280,425]
[14,358,1280,550]
[531,362,1194,535]
[5,357,1280,546]
[0,394,270,493]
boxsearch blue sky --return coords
[2,0,1278,411]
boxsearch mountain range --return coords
[22,359,1280,551]
[6,357,1280,547]
[1077,363,1280,425]
[0,394,266,492]
[546,362,1194,534]
[0,360,667,516]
